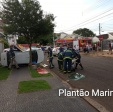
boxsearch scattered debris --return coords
[42,64,48,67]
[68,73,85,81]
[37,67,49,74]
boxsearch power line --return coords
[63,11,113,32]
[84,0,111,14]
[101,17,113,23]
[102,24,113,27]
[56,10,113,33]
[56,8,113,33]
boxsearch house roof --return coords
[97,34,108,40]
[109,32,113,36]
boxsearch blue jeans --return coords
[64,58,72,72]
[49,57,54,68]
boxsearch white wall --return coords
[60,33,67,39]
[0,42,4,59]
[73,40,79,49]
[8,35,18,45]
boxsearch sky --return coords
[0,0,113,35]
[38,0,113,35]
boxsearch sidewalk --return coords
[0,66,98,112]
[81,50,113,58]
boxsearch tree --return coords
[37,34,53,45]
[1,0,55,64]
[17,36,28,44]
[73,28,95,37]
[36,33,58,45]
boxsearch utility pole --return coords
[99,23,101,35]
[99,23,103,53]
[53,32,55,48]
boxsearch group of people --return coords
[47,44,84,74]
[8,43,84,74]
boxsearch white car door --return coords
[36,50,44,63]
[15,51,30,64]
[15,49,44,64]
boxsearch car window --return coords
[14,46,22,52]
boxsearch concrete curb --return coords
[83,96,110,112]
[81,52,113,58]
[47,68,110,112]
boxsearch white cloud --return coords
[1,0,113,35]
[39,0,113,35]
[39,0,85,33]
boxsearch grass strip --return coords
[18,80,51,93]
[0,66,11,80]
[29,66,51,78]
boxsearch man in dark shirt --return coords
[59,44,64,53]
[75,51,84,70]
[48,47,54,69]
[8,45,19,69]
[108,41,112,54]
[63,44,73,73]
[57,49,64,71]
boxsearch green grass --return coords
[29,66,51,78]
[18,80,51,93]
[0,66,11,80]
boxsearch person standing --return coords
[75,51,84,70]
[8,45,19,69]
[41,45,45,52]
[74,45,79,53]
[57,44,64,71]
[108,41,112,54]
[59,44,64,52]
[63,44,73,73]
[48,47,54,69]
[57,50,64,71]
[86,44,89,53]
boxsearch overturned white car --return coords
[1,45,44,66]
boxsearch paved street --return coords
[43,53,113,112]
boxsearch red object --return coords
[37,67,49,74]
[56,38,74,43]
[19,43,38,48]
[79,38,92,47]
[109,43,111,48]
[56,37,92,47]
[99,36,103,40]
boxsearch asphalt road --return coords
[43,53,113,112]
